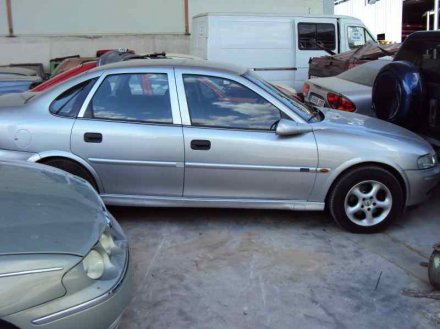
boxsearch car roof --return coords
[405,31,440,41]
[90,58,248,76]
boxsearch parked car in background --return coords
[0,59,438,233]
[32,61,98,92]
[303,60,390,115]
[0,161,133,329]
[308,41,399,79]
[0,67,43,95]
[191,13,376,91]
[373,31,440,148]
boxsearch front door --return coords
[176,70,318,201]
[71,70,184,196]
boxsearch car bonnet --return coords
[0,162,106,257]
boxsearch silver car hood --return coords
[0,161,106,257]
[314,108,432,149]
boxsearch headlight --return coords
[99,232,116,255]
[418,153,437,169]
[82,250,105,280]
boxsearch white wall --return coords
[2,0,334,36]
[0,0,334,68]
[335,0,402,42]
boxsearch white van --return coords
[191,13,376,91]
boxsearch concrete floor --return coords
[115,187,440,329]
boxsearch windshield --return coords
[244,71,322,122]
[337,60,390,86]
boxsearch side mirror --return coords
[275,118,313,136]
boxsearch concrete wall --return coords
[0,0,334,68]
[335,0,402,43]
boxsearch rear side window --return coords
[50,79,96,117]
[298,23,336,50]
[85,73,173,124]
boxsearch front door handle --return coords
[191,139,211,150]
[84,132,102,143]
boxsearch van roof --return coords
[193,12,360,20]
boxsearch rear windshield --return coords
[337,60,390,86]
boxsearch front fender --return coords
[0,254,81,317]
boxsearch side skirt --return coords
[101,194,325,211]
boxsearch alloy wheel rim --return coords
[344,180,392,227]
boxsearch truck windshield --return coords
[244,71,322,122]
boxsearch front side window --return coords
[85,73,172,124]
[298,23,336,50]
[50,79,96,117]
[347,26,375,49]
[183,75,281,130]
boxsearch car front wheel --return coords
[328,166,404,233]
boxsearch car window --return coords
[183,74,281,130]
[347,26,375,49]
[85,73,172,124]
[298,23,336,50]
[49,79,97,117]
[338,60,389,86]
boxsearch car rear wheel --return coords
[328,166,404,233]
[41,158,98,191]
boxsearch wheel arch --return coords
[28,151,103,192]
[325,161,408,207]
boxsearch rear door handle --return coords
[84,132,102,143]
[191,139,211,150]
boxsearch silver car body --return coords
[0,161,133,329]
[304,60,390,116]
[0,59,438,212]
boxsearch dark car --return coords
[372,31,440,147]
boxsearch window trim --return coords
[77,69,182,125]
[49,78,97,119]
[298,22,336,51]
[182,73,285,132]
[174,68,305,127]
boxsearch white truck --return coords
[191,13,376,91]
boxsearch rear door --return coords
[293,17,338,91]
[71,68,184,196]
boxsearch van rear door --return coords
[292,17,338,92]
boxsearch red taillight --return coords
[303,83,310,97]
[326,92,356,112]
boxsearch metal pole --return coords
[5,0,14,37]
[426,11,430,30]
[184,0,190,35]
[435,0,439,30]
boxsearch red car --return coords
[32,61,97,92]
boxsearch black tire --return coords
[428,250,440,290]
[372,61,423,129]
[328,166,404,233]
[41,158,98,191]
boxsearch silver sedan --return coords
[304,60,390,116]
[0,161,132,329]
[0,59,438,233]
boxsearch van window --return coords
[298,23,336,50]
[347,26,375,49]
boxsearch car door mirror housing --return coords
[275,119,313,136]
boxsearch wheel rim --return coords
[344,180,393,227]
